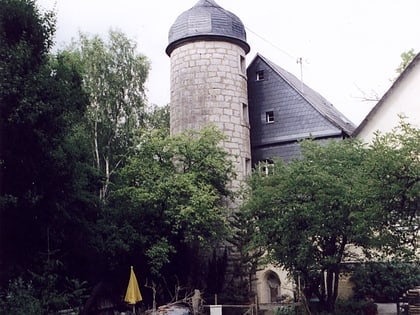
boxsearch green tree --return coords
[99,126,234,302]
[145,104,170,135]
[0,0,99,304]
[242,122,419,312]
[226,210,264,303]
[361,120,419,257]
[243,139,368,312]
[69,30,150,201]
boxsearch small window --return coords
[266,111,274,123]
[258,161,274,176]
[256,70,265,81]
[240,55,246,74]
[242,103,249,125]
[245,158,251,177]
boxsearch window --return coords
[242,103,249,125]
[258,160,274,176]
[266,110,274,123]
[256,70,265,81]
[240,55,246,74]
[245,158,251,177]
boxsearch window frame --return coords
[265,110,274,123]
[256,70,265,81]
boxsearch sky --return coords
[37,0,420,125]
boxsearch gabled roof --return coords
[353,52,420,136]
[251,53,356,135]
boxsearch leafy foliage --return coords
[145,104,170,135]
[226,210,264,302]
[0,261,89,315]
[361,120,420,257]
[395,49,416,75]
[242,121,419,312]
[0,0,99,310]
[99,126,234,301]
[0,278,42,315]
[69,30,150,201]
[351,262,420,302]
[243,138,368,311]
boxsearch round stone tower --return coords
[166,0,251,190]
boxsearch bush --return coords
[0,278,43,315]
[0,261,89,314]
[275,304,304,315]
[351,262,420,302]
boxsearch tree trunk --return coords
[324,268,339,313]
[101,155,110,201]
[93,109,102,200]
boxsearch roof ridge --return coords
[353,52,420,136]
[255,53,356,135]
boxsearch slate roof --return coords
[255,54,356,135]
[166,0,249,55]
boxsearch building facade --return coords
[167,0,356,305]
[248,54,355,166]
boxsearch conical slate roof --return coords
[166,0,250,55]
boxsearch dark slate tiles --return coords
[247,54,354,166]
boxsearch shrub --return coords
[351,262,420,302]
[0,278,43,315]
[275,304,304,315]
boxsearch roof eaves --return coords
[353,52,420,136]
[257,129,345,146]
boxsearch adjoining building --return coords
[353,52,420,142]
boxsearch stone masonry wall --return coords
[169,40,251,189]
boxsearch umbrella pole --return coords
[133,304,135,314]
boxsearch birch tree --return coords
[71,30,150,201]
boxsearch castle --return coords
[166,0,355,304]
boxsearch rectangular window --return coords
[242,103,249,125]
[245,158,251,177]
[266,110,274,123]
[256,70,265,81]
[258,161,274,176]
[240,55,246,74]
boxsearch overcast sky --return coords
[37,0,420,125]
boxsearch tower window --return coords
[240,55,246,74]
[245,158,251,177]
[242,103,249,125]
[266,111,274,123]
[256,70,265,81]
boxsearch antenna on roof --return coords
[297,57,304,93]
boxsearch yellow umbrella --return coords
[124,266,142,313]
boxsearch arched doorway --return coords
[265,271,281,303]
